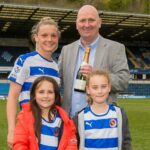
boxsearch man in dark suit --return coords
[58,5,130,117]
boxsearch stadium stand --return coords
[128,83,150,97]
[123,69,150,98]
[127,47,150,68]
[0,46,30,98]
[0,46,29,66]
[123,46,150,98]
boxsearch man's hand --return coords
[80,63,93,77]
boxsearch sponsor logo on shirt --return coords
[85,121,93,128]
[14,66,21,73]
[10,66,21,78]
[38,68,45,74]
[19,57,24,65]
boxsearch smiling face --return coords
[35,80,55,111]
[76,5,101,44]
[86,75,111,105]
[34,24,59,57]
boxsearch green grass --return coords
[0,99,150,150]
[118,99,150,150]
[0,101,8,150]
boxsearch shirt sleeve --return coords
[8,55,28,85]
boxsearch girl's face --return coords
[35,80,55,110]
[34,24,59,54]
[86,75,111,105]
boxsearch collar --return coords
[78,35,100,50]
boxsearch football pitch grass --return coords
[0,99,150,150]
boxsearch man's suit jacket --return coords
[58,35,130,113]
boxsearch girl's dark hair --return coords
[30,76,61,144]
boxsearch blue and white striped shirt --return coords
[40,112,62,150]
[8,51,60,107]
[84,104,118,150]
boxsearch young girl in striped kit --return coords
[13,76,77,150]
[74,70,131,150]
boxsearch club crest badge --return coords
[54,127,60,137]
[109,118,117,128]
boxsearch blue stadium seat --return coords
[127,84,150,96]
[0,46,29,66]
[0,83,10,96]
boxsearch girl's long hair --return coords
[30,76,61,144]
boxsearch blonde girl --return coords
[74,70,131,150]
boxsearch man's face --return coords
[76,6,101,43]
